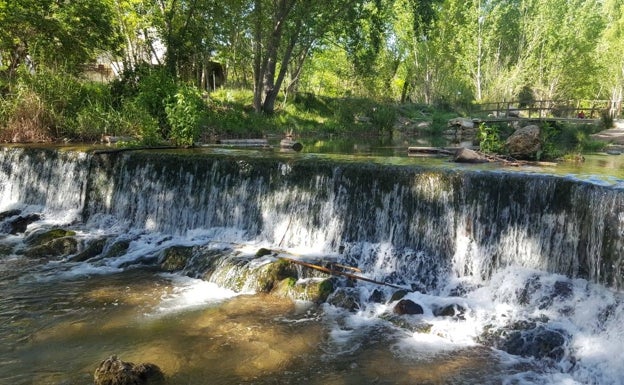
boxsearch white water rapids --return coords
[0,147,623,384]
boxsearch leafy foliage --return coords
[165,84,206,146]
[477,123,503,154]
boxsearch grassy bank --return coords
[0,70,609,160]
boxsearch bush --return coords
[165,84,206,146]
[0,84,53,142]
[370,104,397,135]
[477,123,503,154]
[111,65,177,137]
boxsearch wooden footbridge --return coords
[471,99,621,124]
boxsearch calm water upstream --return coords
[1,146,624,385]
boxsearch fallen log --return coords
[407,146,456,156]
[278,256,408,291]
[216,139,270,147]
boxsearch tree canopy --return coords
[1,0,623,111]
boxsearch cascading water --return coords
[1,146,623,385]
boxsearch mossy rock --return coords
[273,277,334,303]
[23,237,78,259]
[160,246,194,272]
[255,247,273,257]
[70,237,108,262]
[26,228,77,247]
[389,289,409,302]
[254,259,297,293]
[103,240,131,259]
[0,243,14,256]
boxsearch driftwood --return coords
[407,146,456,156]
[278,256,407,290]
[216,139,270,147]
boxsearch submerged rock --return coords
[393,299,424,315]
[7,214,41,234]
[160,245,194,272]
[103,240,131,259]
[479,320,569,361]
[26,228,76,247]
[328,287,361,312]
[94,355,164,385]
[381,313,433,333]
[389,289,409,302]
[22,236,78,259]
[70,237,108,262]
[433,303,467,319]
[368,289,386,303]
[0,209,21,221]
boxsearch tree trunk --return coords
[252,0,264,112]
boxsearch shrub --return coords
[165,84,206,146]
[477,123,503,154]
[0,84,53,142]
[370,104,397,135]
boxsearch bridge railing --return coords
[472,99,621,119]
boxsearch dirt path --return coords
[591,120,624,145]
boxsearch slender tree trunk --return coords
[263,19,301,114]
[252,0,264,112]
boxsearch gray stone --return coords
[454,147,489,163]
[506,125,541,159]
[393,299,424,315]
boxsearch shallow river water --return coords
[0,260,510,385]
[1,146,624,385]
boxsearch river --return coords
[0,146,623,385]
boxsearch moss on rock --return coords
[160,246,194,272]
[26,228,76,247]
[23,237,78,259]
[103,240,131,259]
[71,237,108,262]
[273,277,334,303]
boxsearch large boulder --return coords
[21,236,78,259]
[26,228,76,247]
[454,147,489,163]
[94,355,164,385]
[506,125,541,159]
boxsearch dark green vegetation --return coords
[476,121,607,160]
[0,0,622,154]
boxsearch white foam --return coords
[153,274,238,314]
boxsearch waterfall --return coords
[1,147,623,288]
[0,147,90,222]
[3,146,624,384]
[82,150,624,289]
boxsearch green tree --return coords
[0,0,120,76]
